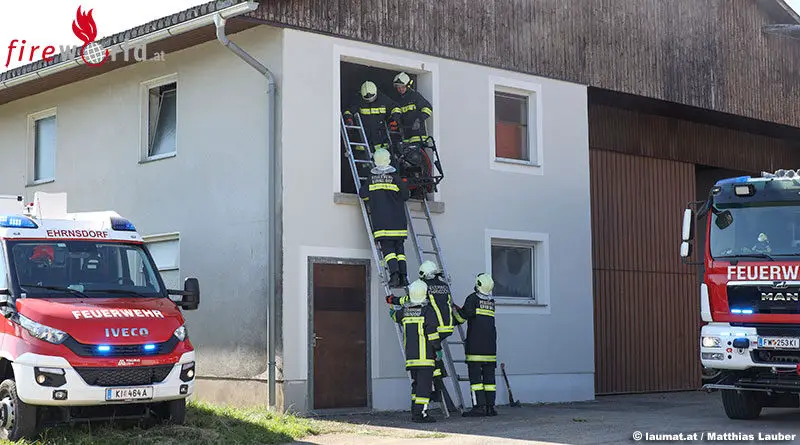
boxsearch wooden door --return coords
[312,262,368,409]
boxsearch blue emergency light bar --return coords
[730,308,753,314]
[714,176,751,186]
[0,215,38,229]
[143,344,156,351]
[110,216,136,232]
[96,345,111,353]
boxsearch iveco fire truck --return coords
[682,169,800,420]
[0,192,199,441]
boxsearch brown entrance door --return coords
[312,262,368,409]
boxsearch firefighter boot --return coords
[411,403,436,423]
[388,272,401,288]
[463,389,486,417]
[486,404,498,416]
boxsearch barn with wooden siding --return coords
[1,0,799,413]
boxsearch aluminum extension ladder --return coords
[340,112,452,417]
[404,199,470,413]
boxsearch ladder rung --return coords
[458,376,471,382]
[416,234,435,237]
[422,250,438,255]
[353,160,372,163]
[344,125,362,129]
[350,143,369,147]
[411,216,429,220]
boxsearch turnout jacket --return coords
[454,292,497,362]
[390,274,456,336]
[343,92,402,148]
[359,166,410,239]
[391,302,442,368]
[396,89,433,138]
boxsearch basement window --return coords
[140,74,178,162]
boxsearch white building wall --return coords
[280,28,595,413]
[0,26,284,406]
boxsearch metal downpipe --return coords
[214,12,280,410]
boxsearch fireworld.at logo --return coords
[4,6,166,69]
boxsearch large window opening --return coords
[338,61,438,199]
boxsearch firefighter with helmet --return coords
[387,259,457,403]
[453,273,499,417]
[393,72,433,143]
[389,279,442,423]
[359,148,410,287]
[343,81,402,152]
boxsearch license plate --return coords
[758,337,800,349]
[105,386,153,401]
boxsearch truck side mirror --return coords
[682,209,693,241]
[181,278,200,311]
[680,241,692,259]
[168,278,200,311]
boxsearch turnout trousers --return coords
[379,238,407,277]
[410,367,434,416]
[467,362,497,407]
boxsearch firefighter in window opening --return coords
[752,232,771,253]
[393,72,433,144]
[388,260,457,399]
[453,273,498,417]
[344,81,402,152]
[389,279,442,423]
[359,148,410,287]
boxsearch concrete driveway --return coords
[288,391,800,445]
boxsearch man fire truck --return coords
[0,192,199,441]
[682,169,800,420]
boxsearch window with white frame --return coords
[487,230,549,305]
[28,108,57,184]
[143,233,180,290]
[141,75,177,161]
[489,77,542,171]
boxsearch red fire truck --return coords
[0,192,199,441]
[682,169,800,420]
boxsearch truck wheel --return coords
[721,389,762,420]
[155,398,186,425]
[0,379,38,441]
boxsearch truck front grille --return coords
[63,337,178,357]
[751,349,800,364]
[74,365,173,387]
[727,285,800,314]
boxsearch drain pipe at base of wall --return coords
[213,13,281,411]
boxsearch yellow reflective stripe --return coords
[405,136,423,143]
[418,321,425,366]
[484,384,497,391]
[397,254,407,261]
[343,110,352,116]
[374,230,408,238]
[470,383,484,391]
[466,355,496,362]
[401,104,417,112]
[374,143,389,149]
[360,107,387,115]
[369,183,400,192]
[414,397,430,404]
[437,326,454,333]
[406,359,435,366]
[453,310,465,324]
[411,393,416,401]
[476,308,495,317]
[433,368,442,377]
[402,317,424,324]
[384,253,397,262]
[391,107,402,114]
[427,332,439,341]
[421,107,432,115]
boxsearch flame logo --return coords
[72,6,98,44]
[71,6,108,67]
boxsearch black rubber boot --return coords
[388,273,401,288]
[462,406,486,417]
[486,404,497,416]
[412,404,436,423]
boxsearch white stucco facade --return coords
[280,29,595,412]
[0,23,594,412]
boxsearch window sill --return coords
[139,152,177,164]
[493,296,543,306]
[333,192,445,213]
[26,178,55,187]
[494,157,539,167]
[490,157,543,176]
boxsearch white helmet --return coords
[360,81,377,102]
[475,273,494,295]
[419,260,439,279]
[393,72,412,88]
[407,279,428,304]
[373,148,391,168]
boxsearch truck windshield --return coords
[5,241,164,298]
[710,204,800,259]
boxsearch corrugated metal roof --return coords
[0,0,254,83]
